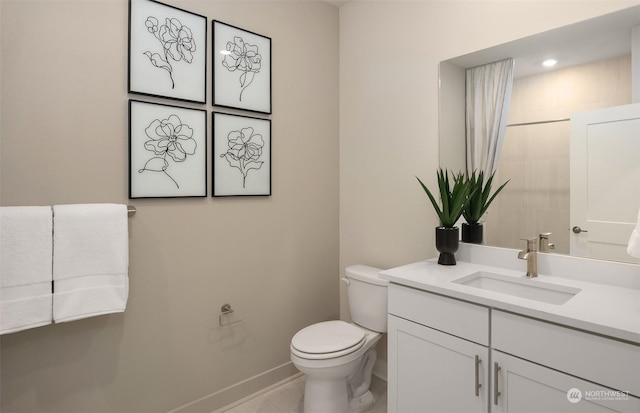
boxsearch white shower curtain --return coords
[465,58,515,176]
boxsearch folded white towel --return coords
[0,206,53,334]
[627,207,640,259]
[53,204,129,322]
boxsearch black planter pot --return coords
[462,223,483,244]
[435,226,459,265]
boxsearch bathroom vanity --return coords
[380,244,640,413]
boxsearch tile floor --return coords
[216,374,387,413]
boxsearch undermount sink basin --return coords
[453,271,581,305]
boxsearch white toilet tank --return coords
[344,265,388,333]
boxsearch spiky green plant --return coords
[462,170,510,225]
[416,169,473,228]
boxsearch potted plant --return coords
[416,169,473,265]
[461,170,509,244]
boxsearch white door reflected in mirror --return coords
[570,103,640,264]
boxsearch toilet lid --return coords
[291,321,366,355]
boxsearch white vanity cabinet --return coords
[388,284,490,413]
[492,350,638,413]
[492,310,640,413]
[388,315,489,413]
[387,283,640,413]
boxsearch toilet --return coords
[290,265,388,413]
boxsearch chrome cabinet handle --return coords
[474,355,482,396]
[572,226,588,234]
[494,362,502,405]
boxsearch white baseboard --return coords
[168,356,386,413]
[167,361,300,413]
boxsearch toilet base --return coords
[302,379,377,413]
[303,376,349,413]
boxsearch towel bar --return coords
[127,205,136,217]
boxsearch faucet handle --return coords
[539,233,552,252]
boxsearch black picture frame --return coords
[129,100,207,198]
[128,0,207,104]
[213,20,272,114]
[212,112,272,196]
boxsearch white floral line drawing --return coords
[143,16,196,89]
[220,127,264,188]
[138,114,197,188]
[222,36,262,102]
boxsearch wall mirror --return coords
[439,5,640,264]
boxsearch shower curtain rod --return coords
[507,118,570,127]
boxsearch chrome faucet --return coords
[518,238,538,278]
[539,232,554,252]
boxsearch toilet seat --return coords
[291,321,366,360]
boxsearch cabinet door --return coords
[492,350,640,413]
[388,315,489,413]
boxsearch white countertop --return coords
[380,256,640,344]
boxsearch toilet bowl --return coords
[290,265,388,413]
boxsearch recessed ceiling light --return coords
[543,59,557,67]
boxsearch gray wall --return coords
[0,1,339,412]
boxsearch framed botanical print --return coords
[129,100,207,198]
[212,112,271,196]
[129,0,207,103]
[213,20,272,114]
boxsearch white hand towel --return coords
[53,203,129,322]
[627,207,640,259]
[0,206,53,334]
